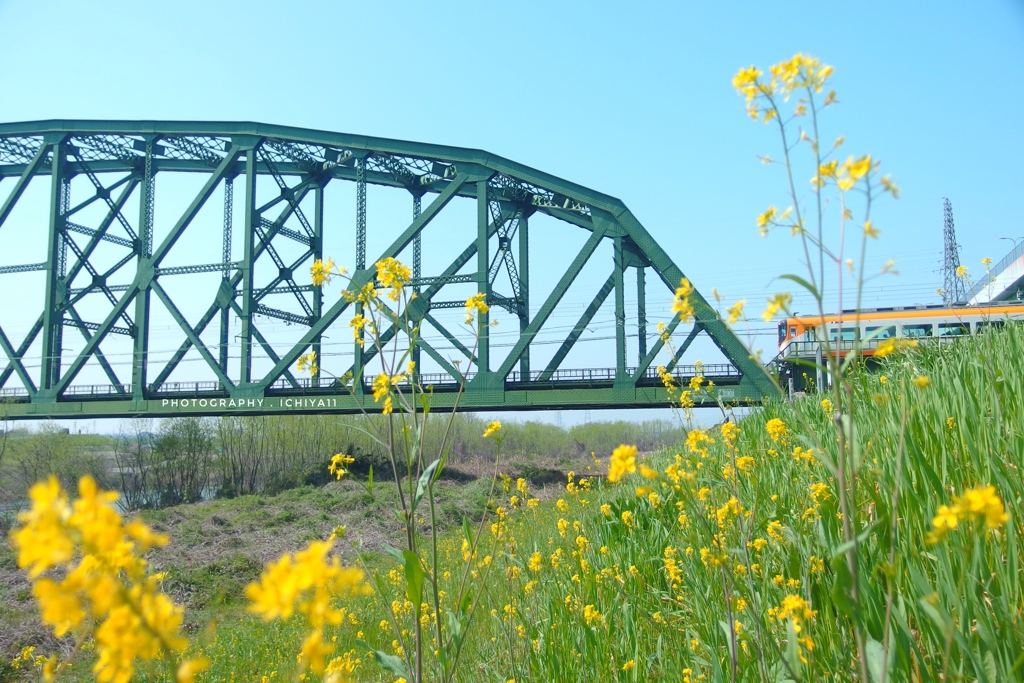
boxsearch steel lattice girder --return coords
[0,120,779,420]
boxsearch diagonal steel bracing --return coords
[0,120,778,419]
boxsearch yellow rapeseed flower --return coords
[482,421,502,438]
[765,418,788,442]
[375,257,412,301]
[297,350,318,376]
[465,292,489,323]
[767,520,786,543]
[311,258,344,287]
[757,206,778,230]
[761,292,792,322]
[726,300,745,325]
[875,338,918,358]
[11,476,187,683]
[328,454,355,480]
[606,444,638,483]
[672,278,695,322]
[177,658,211,683]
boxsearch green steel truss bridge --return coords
[0,120,776,420]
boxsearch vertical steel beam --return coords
[411,193,422,375]
[412,194,422,287]
[356,157,366,270]
[40,140,67,393]
[58,177,69,279]
[518,211,530,377]
[637,265,647,364]
[219,177,233,376]
[312,183,325,387]
[476,180,490,373]
[239,148,257,386]
[132,140,155,399]
[221,178,233,274]
[613,237,627,380]
[352,157,369,391]
[352,160,367,393]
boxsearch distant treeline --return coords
[0,413,687,512]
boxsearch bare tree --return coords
[216,416,271,497]
[112,418,157,511]
[0,401,10,481]
[152,417,214,506]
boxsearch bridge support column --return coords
[239,147,257,386]
[40,137,68,397]
[133,139,156,400]
[352,156,367,394]
[613,236,627,384]
[218,176,233,380]
[518,211,530,378]
[312,182,325,388]
[637,265,647,364]
[476,179,490,374]
[411,193,422,377]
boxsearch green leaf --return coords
[982,651,998,683]
[865,638,885,683]
[357,640,409,679]
[830,555,859,622]
[434,450,448,484]
[778,273,821,302]
[768,660,796,683]
[831,520,880,560]
[413,458,440,513]
[446,608,462,645]
[462,516,473,549]
[402,549,424,609]
[381,543,405,564]
[784,617,801,678]
[918,598,951,638]
[718,620,737,664]
[367,464,374,493]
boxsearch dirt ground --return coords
[0,450,601,663]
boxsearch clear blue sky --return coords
[1,0,1022,426]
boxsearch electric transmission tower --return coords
[942,198,965,305]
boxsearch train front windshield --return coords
[778,321,787,346]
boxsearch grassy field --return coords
[4,325,1024,682]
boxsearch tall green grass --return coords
[8,327,1023,682]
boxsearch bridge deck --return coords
[0,365,762,419]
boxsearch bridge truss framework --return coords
[0,120,777,420]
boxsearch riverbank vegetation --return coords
[4,325,1023,681]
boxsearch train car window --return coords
[978,320,1005,332]
[903,324,933,338]
[789,326,797,337]
[938,323,969,337]
[829,326,858,342]
[866,326,896,339]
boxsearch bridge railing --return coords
[0,363,743,402]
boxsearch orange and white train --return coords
[775,302,1024,391]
